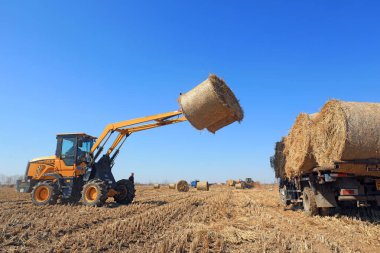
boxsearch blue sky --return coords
[0,1,380,183]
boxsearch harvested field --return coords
[1,185,380,253]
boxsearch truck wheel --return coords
[31,181,59,206]
[303,187,318,216]
[82,179,108,207]
[279,185,290,207]
[114,179,135,205]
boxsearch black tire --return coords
[31,181,59,206]
[81,179,108,207]
[114,179,135,205]
[279,185,290,207]
[303,187,318,216]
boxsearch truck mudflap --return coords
[315,191,337,208]
[16,179,34,193]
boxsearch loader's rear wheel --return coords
[82,179,108,207]
[303,187,318,216]
[114,179,135,205]
[31,181,59,206]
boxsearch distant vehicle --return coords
[191,180,199,188]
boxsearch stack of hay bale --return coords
[278,100,380,178]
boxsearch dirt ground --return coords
[0,184,379,253]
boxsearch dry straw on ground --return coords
[176,180,189,192]
[1,185,380,252]
[312,100,380,167]
[196,181,209,191]
[179,74,244,133]
[284,113,318,176]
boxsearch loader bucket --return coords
[178,74,243,133]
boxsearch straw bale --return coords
[235,183,245,189]
[168,184,176,189]
[284,113,318,176]
[176,180,189,192]
[226,179,236,186]
[179,74,243,133]
[153,184,160,189]
[196,181,209,191]
[312,100,380,167]
[272,138,287,178]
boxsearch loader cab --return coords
[55,133,96,166]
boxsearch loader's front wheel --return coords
[114,179,135,205]
[82,179,108,207]
[31,181,59,206]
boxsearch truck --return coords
[276,159,380,215]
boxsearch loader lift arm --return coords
[90,110,187,166]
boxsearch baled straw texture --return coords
[168,184,176,189]
[153,184,160,189]
[196,181,209,191]
[272,138,287,179]
[235,183,245,189]
[176,180,189,192]
[284,113,318,176]
[312,100,380,167]
[226,179,236,186]
[179,74,244,133]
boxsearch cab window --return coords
[61,137,76,166]
[77,138,93,163]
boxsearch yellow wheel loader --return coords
[17,111,187,206]
[15,75,244,207]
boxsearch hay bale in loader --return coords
[196,181,209,191]
[284,113,318,177]
[312,100,380,167]
[168,184,176,189]
[153,184,160,189]
[179,74,244,133]
[176,180,189,192]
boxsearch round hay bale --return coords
[153,184,160,189]
[196,181,209,191]
[284,113,318,177]
[235,183,245,189]
[271,137,287,179]
[179,74,244,133]
[226,179,236,186]
[312,100,380,167]
[168,184,176,189]
[176,180,189,192]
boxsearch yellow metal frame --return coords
[91,110,186,157]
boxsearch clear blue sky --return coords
[1,1,380,183]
